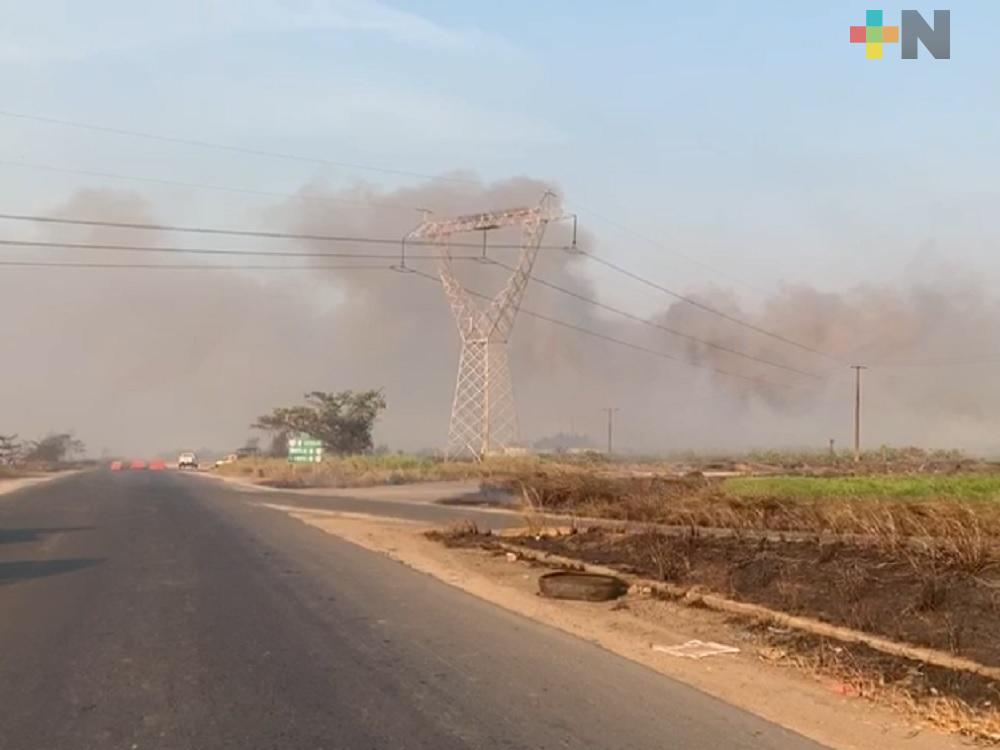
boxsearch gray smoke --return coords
[2,178,999,457]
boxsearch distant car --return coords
[109,460,123,471]
[177,452,198,470]
[149,459,167,471]
[214,453,238,468]
[129,459,147,470]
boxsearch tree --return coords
[0,434,21,465]
[24,433,85,464]
[253,390,387,456]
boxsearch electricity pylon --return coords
[404,194,561,459]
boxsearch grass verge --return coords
[724,474,1000,501]
[500,469,1000,541]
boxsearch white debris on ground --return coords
[652,640,740,659]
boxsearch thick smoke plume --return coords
[1,177,999,456]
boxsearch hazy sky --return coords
[1,2,998,455]
[1,2,994,292]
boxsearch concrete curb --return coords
[493,538,1000,683]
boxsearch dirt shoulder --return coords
[274,505,969,750]
[0,470,81,498]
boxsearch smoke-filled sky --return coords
[1,2,999,456]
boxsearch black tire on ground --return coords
[538,571,628,602]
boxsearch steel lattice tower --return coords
[405,195,559,459]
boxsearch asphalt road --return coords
[217,477,529,529]
[0,471,827,749]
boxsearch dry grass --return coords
[0,465,43,479]
[225,455,1000,565]
[755,629,1000,744]
[503,469,1000,556]
[744,445,969,471]
[629,530,695,581]
[425,519,486,547]
[215,454,561,488]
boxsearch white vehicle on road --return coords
[177,452,198,470]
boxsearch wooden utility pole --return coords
[851,366,867,462]
[602,408,619,456]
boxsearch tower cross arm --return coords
[409,206,553,240]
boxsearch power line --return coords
[2,154,770,308]
[490,258,820,378]
[565,198,772,297]
[0,212,571,251]
[0,108,838,359]
[404,267,794,389]
[869,356,1000,367]
[0,157,421,213]
[1,250,803,388]
[0,259,390,271]
[0,109,777,294]
[0,211,839,371]
[0,109,480,187]
[0,237,478,261]
[580,252,843,362]
[0,210,843,365]
[0,236,821,381]
[0,108,813,306]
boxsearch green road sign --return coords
[288,438,323,449]
[288,454,323,463]
[288,435,324,463]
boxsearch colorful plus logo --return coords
[850,10,898,59]
[850,9,951,60]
